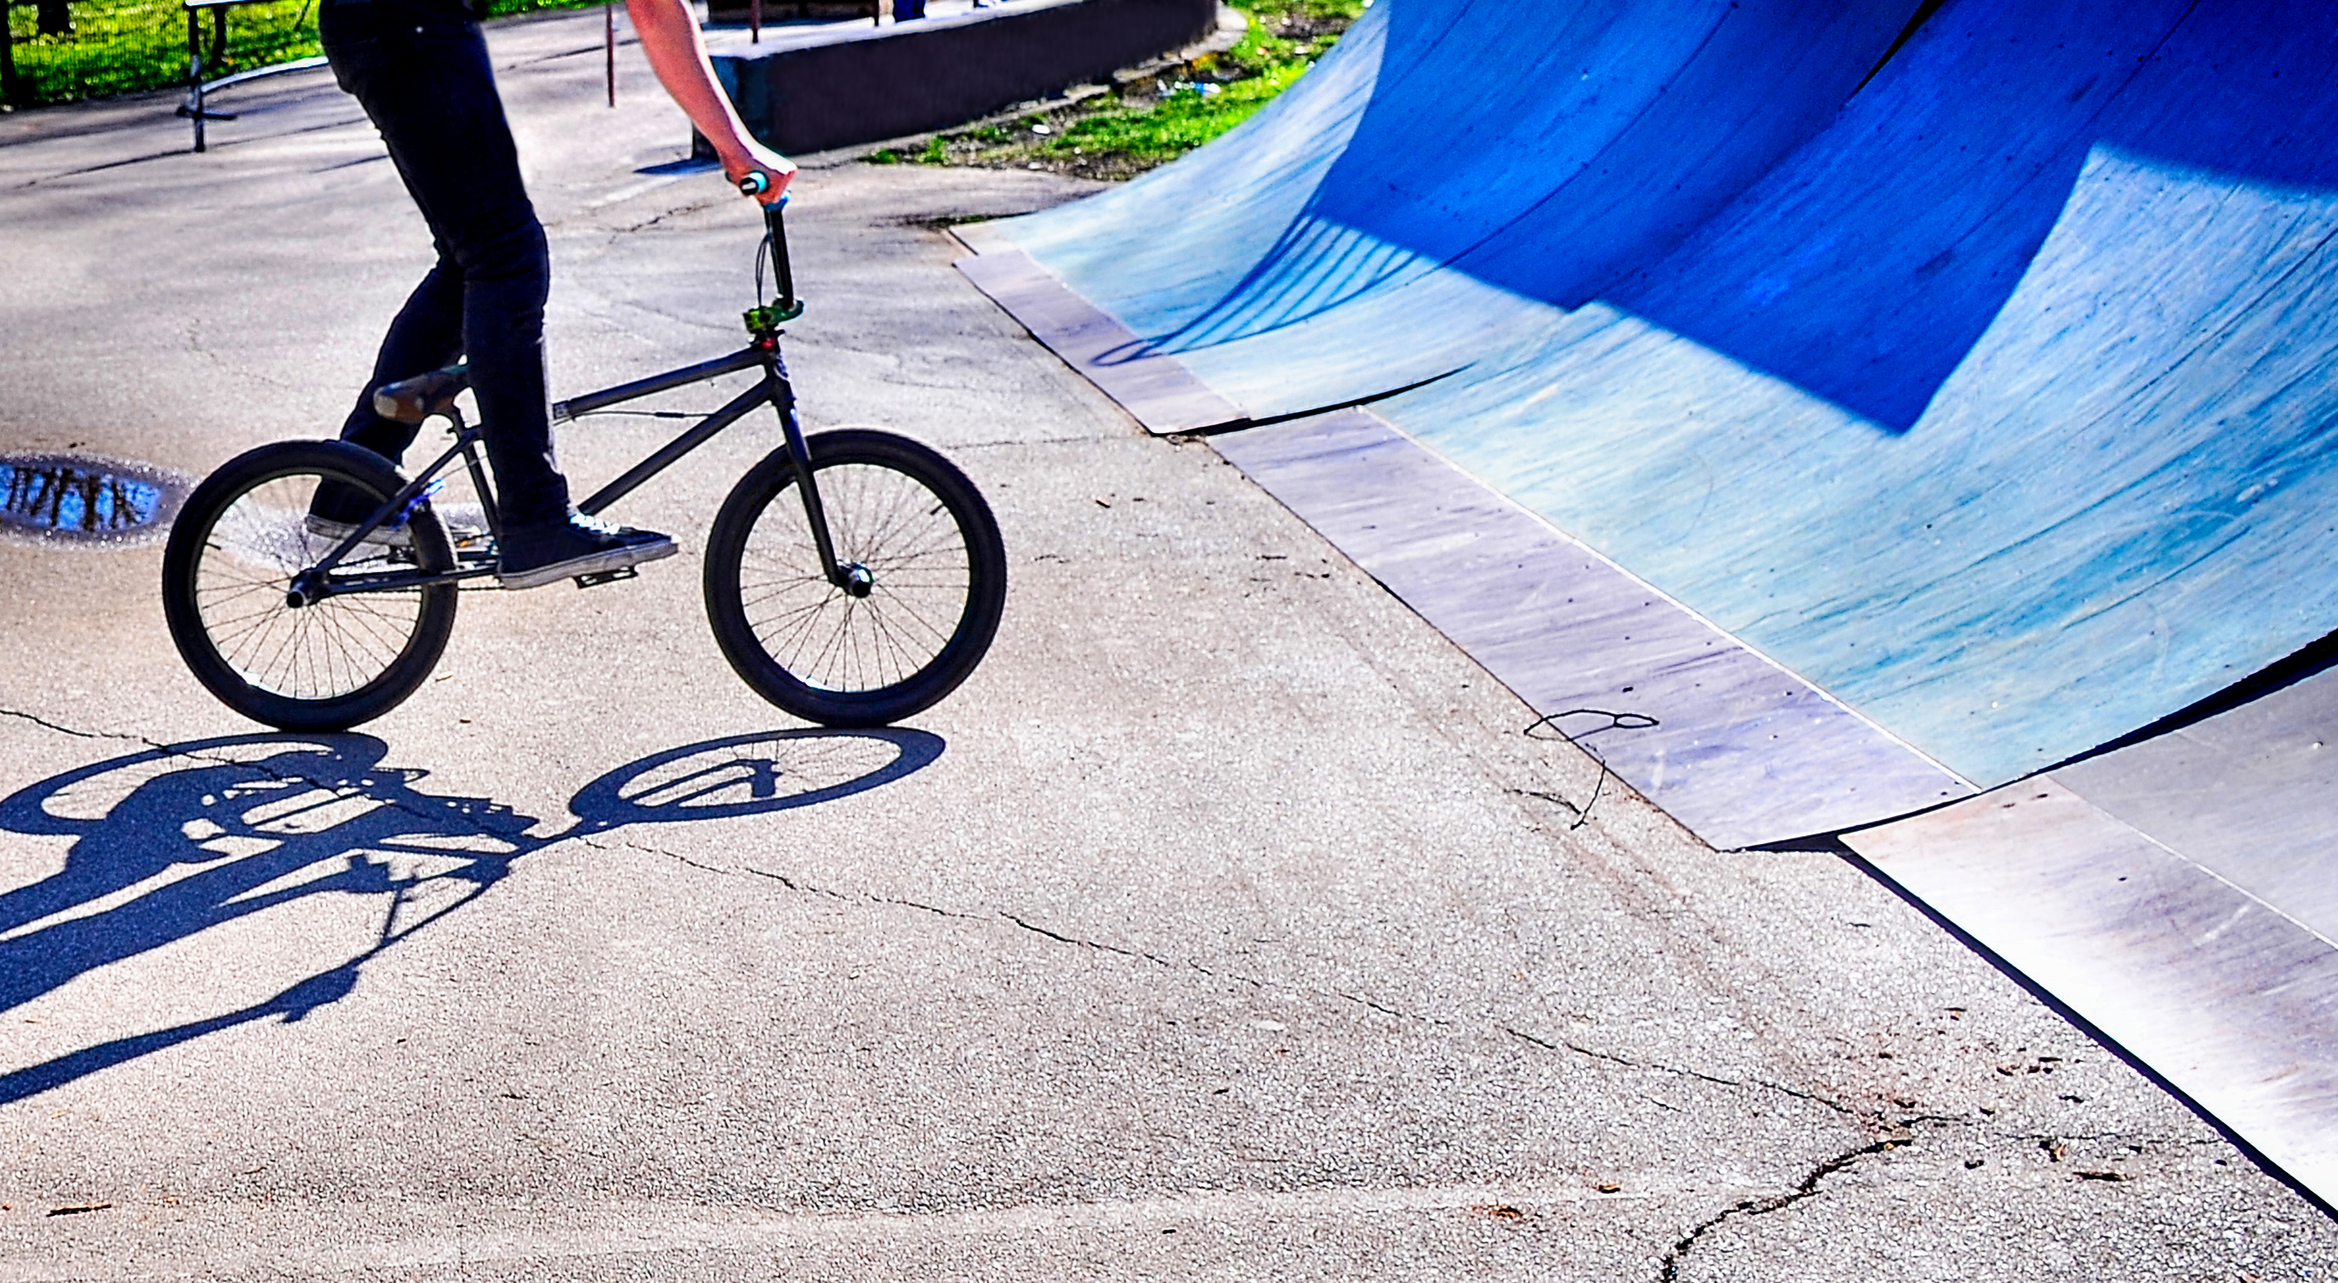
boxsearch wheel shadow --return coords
[0,727,942,1106]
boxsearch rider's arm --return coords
[624,0,797,201]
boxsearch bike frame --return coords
[300,204,840,602]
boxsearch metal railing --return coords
[2,0,317,109]
[0,0,612,110]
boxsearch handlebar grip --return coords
[765,200,796,310]
[738,171,769,197]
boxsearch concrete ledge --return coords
[712,0,1220,155]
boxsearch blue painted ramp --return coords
[961,0,2338,846]
[994,0,1928,422]
[1383,0,2338,793]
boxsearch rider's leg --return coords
[308,251,465,543]
[336,254,463,465]
[319,2,669,584]
[322,2,568,527]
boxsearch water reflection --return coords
[0,456,176,538]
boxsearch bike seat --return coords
[373,363,470,425]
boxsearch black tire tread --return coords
[161,440,457,731]
[703,430,1005,726]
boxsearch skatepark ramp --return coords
[954,0,2338,1207]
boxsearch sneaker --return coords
[496,512,676,590]
[307,481,412,549]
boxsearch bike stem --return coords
[766,200,798,319]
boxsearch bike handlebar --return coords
[740,172,797,317]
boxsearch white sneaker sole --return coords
[305,513,412,549]
[307,512,486,551]
[496,536,677,590]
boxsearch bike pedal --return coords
[573,567,639,589]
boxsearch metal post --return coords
[0,18,18,108]
[0,5,21,109]
[188,6,206,152]
[749,0,760,44]
[604,0,615,106]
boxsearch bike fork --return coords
[767,362,850,589]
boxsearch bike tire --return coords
[704,429,1006,727]
[162,440,459,731]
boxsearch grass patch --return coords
[865,0,1365,181]
[2,0,604,108]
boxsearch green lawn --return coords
[2,0,600,107]
[866,0,1364,180]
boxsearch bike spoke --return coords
[780,464,962,691]
[191,471,433,702]
[718,444,995,715]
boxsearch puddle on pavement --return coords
[0,455,185,544]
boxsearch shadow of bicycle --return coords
[0,727,942,1105]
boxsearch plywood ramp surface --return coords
[1216,410,1973,849]
[1846,665,2338,1204]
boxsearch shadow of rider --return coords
[0,737,530,1017]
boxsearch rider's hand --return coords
[622,0,796,205]
[722,140,796,205]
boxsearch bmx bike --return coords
[161,182,1007,732]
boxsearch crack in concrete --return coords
[1656,1136,1898,1283]
[1338,990,1441,1022]
[1509,785,1585,817]
[0,706,136,742]
[1002,912,1176,966]
[1503,1025,1859,1118]
[986,918,1452,1027]
[613,836,728,878]
[618,198,723,235]
[185,318,299,393]
[616,839,1456,1027]
[743,862,984,925]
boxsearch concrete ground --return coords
[1,11,2331,1279]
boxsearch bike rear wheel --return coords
[162,440,459,731]
[704,429,1006,727]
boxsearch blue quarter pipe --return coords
[964,0,2338,824]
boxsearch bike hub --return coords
[285,570,327,609]
[841,563,875,599]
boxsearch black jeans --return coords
[322,0,569,528]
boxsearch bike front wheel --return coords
[704,429,1006,727]
[161,440,458,731]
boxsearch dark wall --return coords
[712,0,1219,155]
